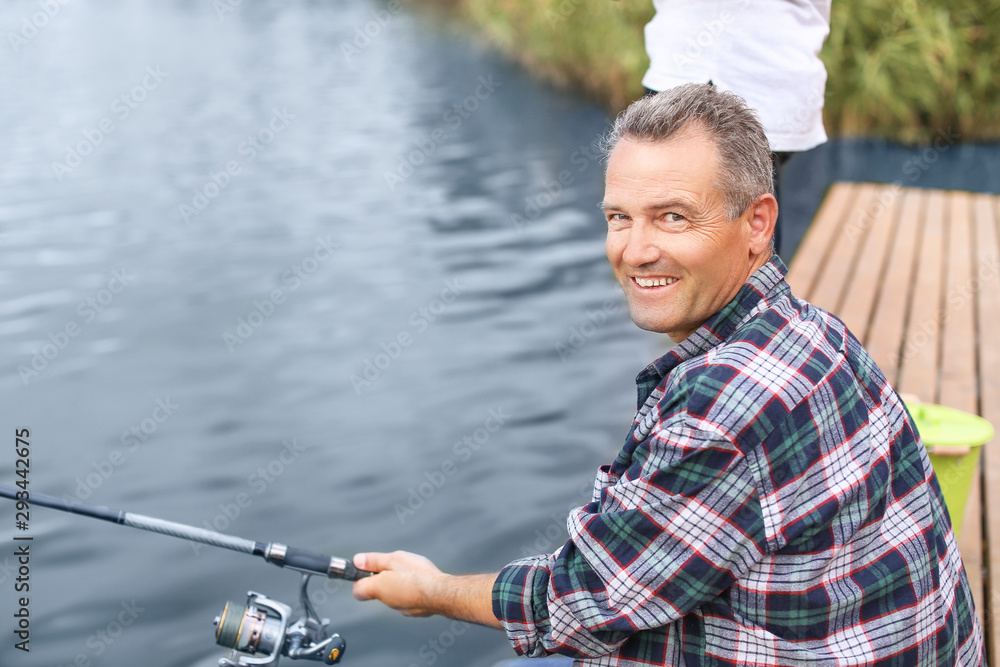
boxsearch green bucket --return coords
[908,401,994,538]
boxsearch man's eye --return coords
[665,212,685,222]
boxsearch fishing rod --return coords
[0,484,373,581]
[0,484,374,665]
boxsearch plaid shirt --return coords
[493,257,983,666]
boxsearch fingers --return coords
[352,578,378,601]
[351,553,383,601]
[354,550,432,574]
[353,551,385,573]
[351,551,408,602]
[350,551,442,613]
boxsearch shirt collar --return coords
[634,255,790,408]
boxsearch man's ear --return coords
[747,193,778,255]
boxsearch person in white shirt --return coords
[641,0,832,254]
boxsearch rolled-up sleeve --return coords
[493,552,560,657]
[492,414,770,658]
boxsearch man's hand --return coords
[351,551,444,617]
[352,551,502,628]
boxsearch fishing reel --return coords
[214,575,346,666]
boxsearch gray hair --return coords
[604,83,774,222]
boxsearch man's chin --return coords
[626,308,693,342]
[627,311,672,335]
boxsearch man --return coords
[353,84,984,665]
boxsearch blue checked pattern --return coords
[492,257,983,666]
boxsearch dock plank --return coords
[937,191,983,626]
[865,189,924,385]
[897,190,946,403]
[839,185,902,343]
[807,184,879,315]
[786,183,857,300]
[974,193,1000,656]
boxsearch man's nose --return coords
[622,220,661,268]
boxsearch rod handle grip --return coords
[341,561,374,581]
[275,547,375,580]
[281,546,332,575]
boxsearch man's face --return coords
[603,130,763,342]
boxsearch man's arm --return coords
[493,420,770,658]
[351,551,502,629]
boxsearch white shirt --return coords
[642,0,831,152]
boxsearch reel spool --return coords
[214,584,345,666]
[215,596,289,664]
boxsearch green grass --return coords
[821,0,1000,143]
[456,0,654,111]
[428,0,1000,144]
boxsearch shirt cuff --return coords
[492,553,556,658]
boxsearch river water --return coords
[0,1,664,666]
[3,2,1000,667]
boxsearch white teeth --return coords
[635,277,678,288]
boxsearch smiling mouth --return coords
[632,276,679,289]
